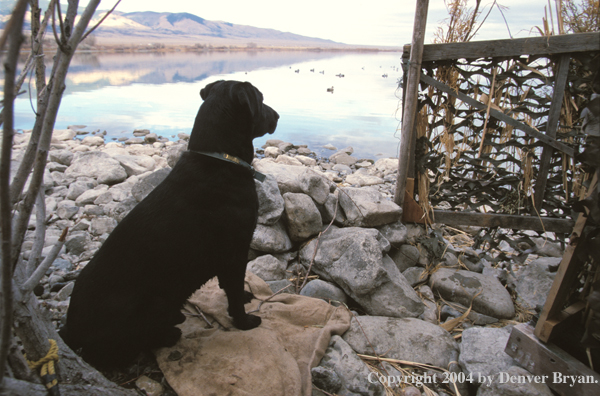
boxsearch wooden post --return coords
[394,0,429,208]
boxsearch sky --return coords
[89,0,560,47]
[1,0,575,47]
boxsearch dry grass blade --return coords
[438,288,483,332]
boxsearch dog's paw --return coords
[233,314,262,330]
[243,290,256,304]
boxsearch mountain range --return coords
[92,11,343,47]
[0,4,347,48]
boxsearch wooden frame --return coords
[505,323,600,396]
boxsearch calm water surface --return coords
[12,50,404,159]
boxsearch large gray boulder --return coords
[430,268,515,319]
[299,227,424,318]
[255,174,284,226]
[338,187,401,227]
[131,168,171,202]
[246,254,287,281]
[298,168,330,205]
[250,220,293,253]
[513,257,559,311]
[282,193,322,241]
[343,316,459,369]
[253,158,306,194]
[64,151,127,185]
[113,154,156,176]
[459,326,516,383]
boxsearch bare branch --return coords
[0,0,28,386]
[25,190,47,277]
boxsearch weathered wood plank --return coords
[535,172,598,342]
[419,73,576,157]
[534,55,572,209]
[505,323,600,396]
[404,32,600,62]
[432,210,575,233]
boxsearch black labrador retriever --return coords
[61,80,279,368]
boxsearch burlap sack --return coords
[155,272,352,396]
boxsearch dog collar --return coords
[190,151,267,182]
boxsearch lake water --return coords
[11,50,404,159]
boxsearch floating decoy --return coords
[326,86,334,93]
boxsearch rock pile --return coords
[11,128,565,396]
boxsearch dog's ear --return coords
[200,80,224,100]
[234,82,263,118]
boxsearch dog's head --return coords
[199,80,279,139]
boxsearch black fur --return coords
[60,80,279,368]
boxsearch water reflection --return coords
[9,50,404,159]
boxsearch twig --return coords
[80,0,122,43]
[247,284,293,314]
[20,228,68,297]
[298,189,340,292]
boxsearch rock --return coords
[131,168,171,202]
[49,149,74,166]
[246,255,287,281]
[166,144,186,167]
[403,266,427,286]
[264,146,281,158]
[514,257,560,311]
[311,366,342,395]
[389,244,421,272]
[282,193,322,241]
[250,221,293,253]
[295,155,316,166]
[125,137,144,145]
[64,151,127,185]
[429,268,515,319]
[299,227,424,318]
[114,155,156,176]
[332,164,352,175]
[300,280,347,304]
[66,179,97,200]
[374,158,398,173]
[81,135,104,146]
[135,375,164,396]
[54,281,75,301]
[255,174,284,226]
[253,158,306,194]
[108,180,136,202]
[144,133,158,144]
[338,187,401,227]
[343,316,459,368]
[298,168,330,205]
[376,221,408,245]
[319,192,346,225]
[109,196,138,222]
[90,217,118,236]
[75,185,109,206]
[531,237,563,257]
[315,335,385,396]
[477,366,553,396]
[56,204,79,220]
[330,153,358,166]
[65,235,88,256]
[133,129,150,137]
[52,129,76,142]
[323,144,337,150]
[345,169,384,186]
[275,155,303,166]
[459,326,516,383]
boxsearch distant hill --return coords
[91,11,344,47]
[0,6,347,48]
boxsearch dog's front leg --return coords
[218,272,262,330]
